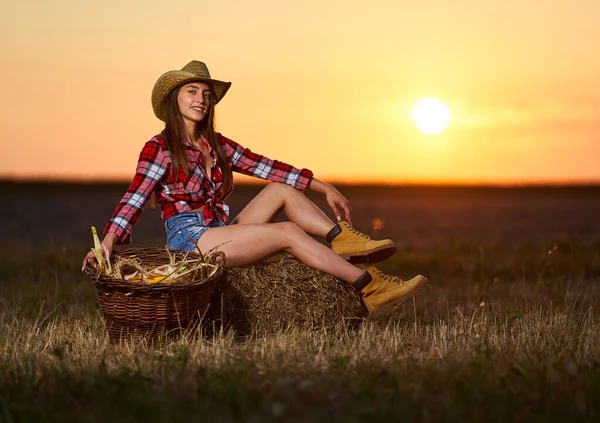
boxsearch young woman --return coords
[84,60,427,318]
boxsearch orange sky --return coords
[1,0,599,184]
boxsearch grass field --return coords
[1,182,600,422]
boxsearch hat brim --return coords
[151,70,231,122]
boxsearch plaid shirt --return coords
[104,133,314,244]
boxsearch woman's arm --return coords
[221,135,313,191]
[102,139,168,245]
[83,140,168,270]
[221,135,352,223]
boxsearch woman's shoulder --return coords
[218,133,237,149]
[136,132,170,161]
[147,132,168,149]
[139,132,169,153]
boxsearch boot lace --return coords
[348,226,370,240]
[373,269,404,285]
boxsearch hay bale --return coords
[206,253,368,337]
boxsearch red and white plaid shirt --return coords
[103,133,314,244]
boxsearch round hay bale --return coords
[206,254,368,337]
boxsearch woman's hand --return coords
[309,178,352,224]
[324,184,352,224]
[82,232,117,271]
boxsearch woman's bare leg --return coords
[197,221,364,283]
[230,182,336,238]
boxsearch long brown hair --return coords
[163,85,232,194]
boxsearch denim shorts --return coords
[165,212,226,252]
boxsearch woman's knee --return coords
[272,221,304,239]
[266,181,295,196]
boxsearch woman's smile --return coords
[191,105,206,114]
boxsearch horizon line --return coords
[2,176,600,188]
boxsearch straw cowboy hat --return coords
[151,60,232,121]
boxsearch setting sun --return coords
[412,98,451,134]
[1,1,600,184]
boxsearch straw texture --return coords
[207,253,368,337]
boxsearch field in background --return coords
[1,182,600,421]
[4,181,600,249]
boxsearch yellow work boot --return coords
[326,221,396,264]
[351,267,427,319]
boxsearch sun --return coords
[412,98,451,134]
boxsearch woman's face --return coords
[177,81,212,124]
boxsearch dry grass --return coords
[1,242,600,422]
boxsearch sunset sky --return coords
[1,0,599,184]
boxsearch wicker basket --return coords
[84,247,225,343]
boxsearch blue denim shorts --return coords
[165,212,226,252]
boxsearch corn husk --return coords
[90,226,111,275]
[107,243,228,284]
[88,225,229,284]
